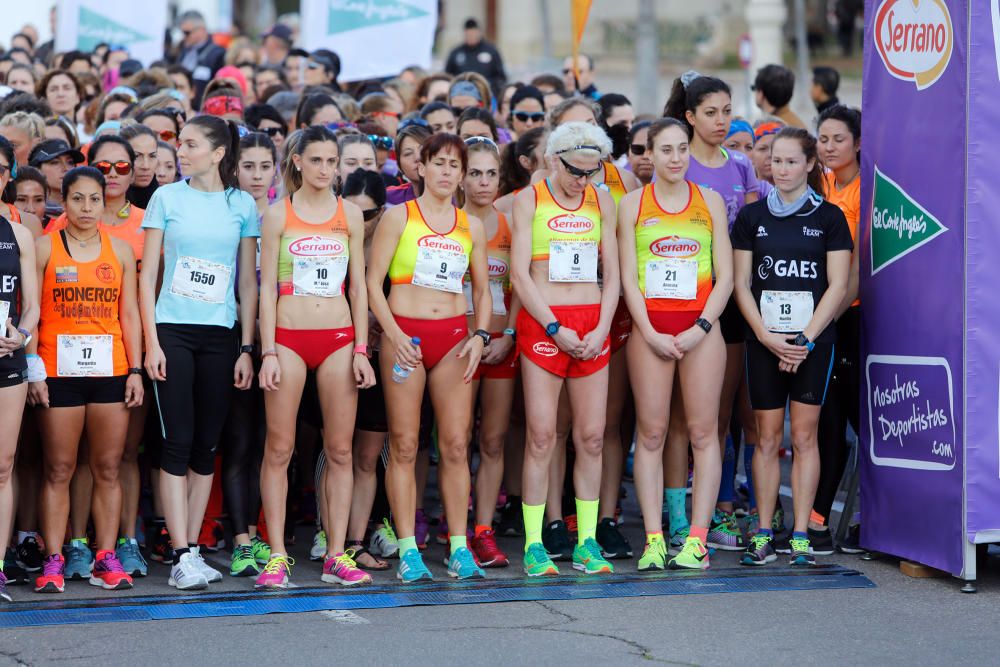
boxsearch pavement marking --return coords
[318,610,369,624]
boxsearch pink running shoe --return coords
[254,555,293,589]
[321,552,373,586]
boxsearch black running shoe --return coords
[2,548,27,585]
[596,518,633,559]
[838,524,865,554]
[496,499,524,537]
[542,520,574,561]
[16,535,43,572]
[807,527,836,555]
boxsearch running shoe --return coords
[89,551,133,590]
[745,511,761,537]
[435,516,449,546]
[789,536,816,566]
[471,530,509,567]
[64,540,93,580]
[772,502,787,534]
[542,520,574,561]
[310,530,327,562]
[190,546,223,583]
[149,526,174,564]
[396,549,433,583]
[668,524,690,556]
[3,548,27,584]
[668,536,710,570]
[415,509,430,549]
[775,532,792,554]
[370,519,400,558]
[523,542,559,576]
[198,518,225,552]
[741,533,777,566]
[572,538,614,574]
[251,535,271,565]
[16,535,43,572]
[595,518,633,559]
[322,553,373,586]
[838,524,864,554]
[496,499,524,537]
[115,538,148,577]
[637,538,667,571]
[230,544,259,577]
[447,547,485,580]
[34,554,66,593]
[169,552,208,590]
[0,570,10,602]
[707,511,746,551]
[808,527,836,555]
[565,513,578,534]
[254,554,294,589]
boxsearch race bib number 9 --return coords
[170,256,231,304]
[413,248,467,294]
[57,334,113,377]
[760,290,814,333]
[644,259,697,300]
[549,240,598,283]
[293,256,348,297]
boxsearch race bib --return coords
[293,255,348,297]
[412,247,467,294]
[760,290,814,332]
[644,259,697,300]
[466,279,508,316]
[0,300,9,326]
[548,240,598,283]
[57,334,113,377]
[170,256,231,304]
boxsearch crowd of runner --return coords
[0,12,863,601]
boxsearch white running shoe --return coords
[190,547,223,583]
[310,530,327,562]
[369,518,400,558]
[168,552,209,590]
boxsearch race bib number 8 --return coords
[760,290,814,333]
[644,259,697,300]
[549,240,598,283]
[413,248,467,294]
[170,256,231,304]
[57,334,113,377]
[293,256,348,297]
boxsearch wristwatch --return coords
[793,333,815,351]
[17,327,31,348]
[473,329,491,346]
[239,344,255,356]
[503,327,516,341]
[694,318,712,334]
[545,321,561,337]
[128,367,143,376]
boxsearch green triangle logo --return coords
[870,165,948,274]
[327,0,429,35]
[77,6,151,51]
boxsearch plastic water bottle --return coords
[391,337,421,383]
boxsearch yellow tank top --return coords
[389,200,473,293]
[530,179,602,261]
[635,182,714,313]
[595,161,627,206]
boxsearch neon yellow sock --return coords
[522,502,545,553]
[398,536,418,555]
[449,535,467,553]
[576,498,599,545]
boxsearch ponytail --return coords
[185,115,241,198]
[774,127,824,196]
[663,73,731,136]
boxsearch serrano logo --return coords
[418,234,464,254]
[532,341,559,357]
[874,0,953,90]
[95,263,116,284]
[650,236,700,258]
[488,257,509,277]
[289,236,345,256]
[547,214,594,234]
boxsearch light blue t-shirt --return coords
[142,180,259,327]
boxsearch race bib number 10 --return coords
[549,240,598,283]
[293,256,348,297]
[170,256,231,303]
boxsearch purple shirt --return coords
[685,148,759,230]
[386,182,417,208]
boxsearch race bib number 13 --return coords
[170,256,231,304]
[760,290,814,333]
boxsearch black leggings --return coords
[154,323,237,476]
[814,307,860,524]
[222,360,265,536]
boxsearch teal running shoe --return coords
[64,540,93,580]
[396,549,433,583]
[446,547,485,580]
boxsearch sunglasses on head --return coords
[260,126,285,137]
[559,156,600,179]
[513,111,545,123]
[93,160,132,176]
[464,136,498,149]
[372,110,400,119]
[159,130,177,142]
[368,135,393,150]
[324,121,355,131]
[630,144,647,156]
[451,105,477,117]
[397,117,431,132]
[362,207,382,221]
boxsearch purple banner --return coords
[861,0,966,575]
[963,1,1000,542]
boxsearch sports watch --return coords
[17,327,31,348]
[694,318,712,334]
[793,333,815,352]
[545,321,561,337]
[239,344,255,356]
[473,329,491,346]
[503,327,516,341]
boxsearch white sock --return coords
[17,531,37,543]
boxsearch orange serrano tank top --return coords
[38,231,128,377]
